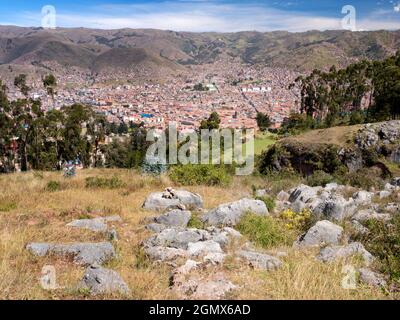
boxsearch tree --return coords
[200,112,221,130]
[43,74,57,101]
[14,74,30,97]
[256,112,272,131]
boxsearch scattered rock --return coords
[204,252,226,264]
[201,198,268,226]
[187,240,223,257]
[144,228,207,250]
[66,218,108,233]
[378,190,392,199]
[79,265,130,295]
[350,220,369,235]
[145,223,167,233]
[296,220,343,247]
[358,268,387,288]
[26,242,116,266]
[313,195,356,221]
[317,242,374,265]
[352,209,391,223]
[144,246,187,262]
[143,189,203,212]
[352,191,374,205]
[66,216,122,233]
[153,210,191,227]
[238,250,282,270]
[288,184,321,203]
[171,271,237,300]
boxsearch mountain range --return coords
[0,26,399,78]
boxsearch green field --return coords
[246,132,278,155]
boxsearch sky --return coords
[0,0,399,32]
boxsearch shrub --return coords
[85,176,125,189]
[279,208,314,232]
[237,213,297,249]
[306,170,336,187]
[355,214,400,282]
[46,180,62,192]
[169,164,231,186]
[339,167,384,190]
[256,195,276,212]
[187,214,205,229]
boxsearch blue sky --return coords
[0,0,399,32]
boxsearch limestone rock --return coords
[66,218,108,233]
[144,228,207,250]
[26,242,116,266]
[153,210,191,227]
[297,220,343,247]
[238,250,282,270]
[201,198,268,226]
[187,240,223,257]
[317,242,374,265]
[358,268,387,288]
[143,189,203,212]
[144,246,187,262]
[79,265,130,295]
[352,209,391,223]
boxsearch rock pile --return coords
[141,189,283,299]
[26,215,129,296]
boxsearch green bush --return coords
[355,214,400,282]
[46,180,62,192]
[339,167,384,190]
[85,176,125,189]
[306,170,336,187]
[237,213,297,249]
[187,214,205,229]
[169,164,231,186]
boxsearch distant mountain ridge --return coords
[0,26,399,77]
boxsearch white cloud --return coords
[9,2,400,32]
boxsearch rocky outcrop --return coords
[201,198,268,226]
[358,268,387,288]
[79,265,130,295]
[238,250,282,270]
[355,121,400,150]
[317,242,374,265]
[66,215,122,233]
[296,220,343,247]
[152,210,192,227]
[142,188,203,212]
[26,242,116,266]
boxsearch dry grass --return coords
[0,169,394,300]
[283,124,362,147]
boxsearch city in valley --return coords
[3,61,300,133]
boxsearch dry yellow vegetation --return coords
[0,169,392,300]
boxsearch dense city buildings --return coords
[3,61,301,132]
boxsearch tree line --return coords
[0,75,150,173]
[289,51,400,128]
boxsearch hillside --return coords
[0,169,397,300]
[0,26,399,77]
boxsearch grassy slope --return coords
[282,124,363,147]
[0,169,389,300]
